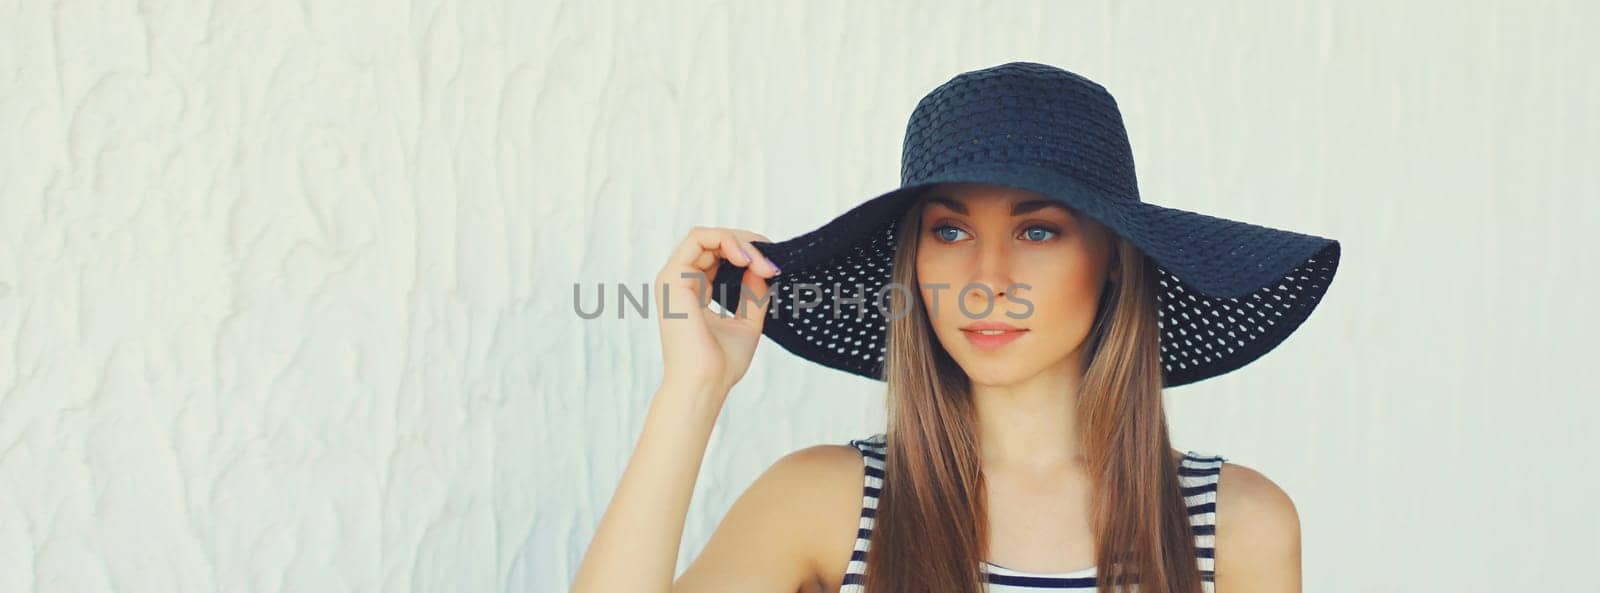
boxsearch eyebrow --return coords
[925,195,1068,216]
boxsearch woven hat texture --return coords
[708,61,1341,388]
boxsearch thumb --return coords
[733,266,774,332]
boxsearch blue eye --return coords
[1022,226,1060,242]
[932,225,970,242]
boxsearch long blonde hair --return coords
[863,191,1204,593]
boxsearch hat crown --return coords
[900,61,1142,202]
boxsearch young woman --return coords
[571,62,1339,593]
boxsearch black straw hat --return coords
[709,61,1340,388]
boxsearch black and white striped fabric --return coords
[840,433,1225,593]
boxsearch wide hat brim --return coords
[709,160,1341,388]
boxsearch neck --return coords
[971,359,1087,474]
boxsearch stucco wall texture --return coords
[1,1,1595,592]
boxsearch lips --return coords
[961,320,1024,332]
[959,321,1028,350]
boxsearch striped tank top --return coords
[839,433,1226,593]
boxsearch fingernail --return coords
[738,247,753,265]
[767,258,781,275]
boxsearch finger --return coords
[720,229,779,277]
[662,228,733,288]
[661,228,763,312]
[714,265,773,329]
[719,230,775,273]
[675,228,780,295]
[732,237,780,278]
[739,266,774,325]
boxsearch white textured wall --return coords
[1,1,1595,592]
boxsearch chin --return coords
[957,361,1036,387]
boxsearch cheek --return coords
[915,247,955,280]
[915,253,958,321]
[1011,260,1104,329]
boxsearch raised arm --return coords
[569,226,798,593]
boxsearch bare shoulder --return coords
[1214,461,1302,592]
[761,442,872,527]
[781,443,874,589]
[773,441,869,483]
[672,442,867,593]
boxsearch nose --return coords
[965,238,1014,310]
